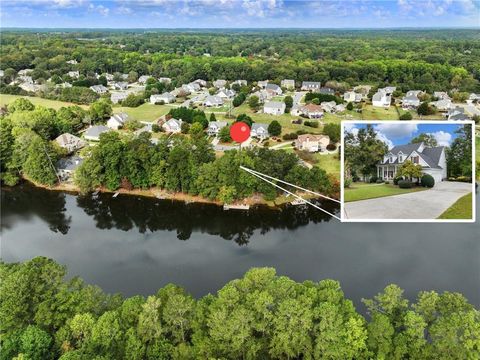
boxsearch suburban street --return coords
[344,181,473,220]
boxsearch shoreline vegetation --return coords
[1,257,479,360]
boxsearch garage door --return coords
[425,170,443,184]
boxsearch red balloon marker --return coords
[230,122,251,143]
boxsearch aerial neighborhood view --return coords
[0,1,479,359]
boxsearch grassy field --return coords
[438,192,473,220]
[344,182,428,202]
[313,152,340,179]
[114,103,172,121]
[0,94,89,110]
[360,104,400,120]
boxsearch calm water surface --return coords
[1,183,479,311]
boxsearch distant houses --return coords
[55,133,86,154]
[294,103,323,118]
[150,92,175,104]
[251,123,269,140]
[107,113,129,130]
[343,91,362,103]
[138,75,152,84]
[295,134,330,153]
[372,89,392,108]
[265,83,282,96]
[111,92,128,104]
[263,101,286,115]
[207,121,228,136]
[204,95,223,107]
[90,85,108,94]
[213,79,227,88]
[56,156,83,181]
[281,79,295,89]
[301,81,321,92]
[402,90,422,109]
[162,118,183,133]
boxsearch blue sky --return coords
[345,123,463,148]
[1,1,479,28]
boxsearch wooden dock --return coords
[223,204,250,210]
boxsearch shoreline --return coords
[11,178,335,209]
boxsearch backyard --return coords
[344,182,428,202]
[0,94,89,110]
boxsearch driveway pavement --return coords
[344,181,473,220]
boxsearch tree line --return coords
[1,257,478,360]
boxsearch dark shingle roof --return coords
[388,143,422,156]
[421,146,445,169]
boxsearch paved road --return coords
[344,181,473,220]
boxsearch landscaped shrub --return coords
[304,121,319,128]
[326,143,336,151]
[344,178,352,188]
[282,133,298,140]
[399,112,413,120]
[384,181,390,184]
[393,176,403,185]
[376,179,383,184]
[421,174,435,188]
[398,180,413,188]
[455,176,472,182]
[369,176,378,183]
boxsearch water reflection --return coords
[2,183,339,245]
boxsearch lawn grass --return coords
[313,152,340,179]
[476,136,480,180]
[438,192,473,220]
[344,182,428,202]
[360,104,400,120]
[114,103,171,122]
[0,94,89,110]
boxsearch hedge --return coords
[398,180,413,188]
[421,174,435,188]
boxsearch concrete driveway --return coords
[344,181,473,220]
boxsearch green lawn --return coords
[438,192,473,220]
[476,136,480,180]
[360,104,400,120]
[344,182,428,202]
[313,153,340,179]
[114,103,171,122]
[0,94,89,110]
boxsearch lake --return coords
[1,183,479,311]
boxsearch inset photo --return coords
[341,121,475,222]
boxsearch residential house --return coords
[138,75,152,84]
[301,81,321,92]
[431,98,452,112]
[103,73,114,81]
[353,85,372,98]
[158,77,172,84]
[402,90,422,109]
[162,118,183,133]
[320,101,337,113]
[252,90,269,103]
[281,79,295,89]
[380,86,396,95]
[448,107,471,121]
[319,87,335,95]
[193,79,207,87]
[207,121,228,136]
[170,87,188,97]
[265,83,282,95]
[90,85,108,94]
[107,113,129,130]
[204,95,224,107]
[377,142,447,184]
[295,134,330,152]
[111,92,128,104]
[434,91,451,101]
[18,69,33,76]
[183,82,201,93]
[84,125,110,141]
[469,93,480,102]
[217,88,236,99]
[257,80,269,88]
[263,101,286,115]
[335,104,346,112]
[251,123,269,140]
[0,70,4,77]
[213,79,227,88]
[343,91,362,103]
[56,156,83,181]
[298,103,323,119]
[134,123,153,136]
[55,133,86,154]
[372,90,391,107]
[113,82,129,91]
[231,80,247,87]
[68,71,80,79]
[150,92,175,104]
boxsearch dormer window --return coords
[399,156,403,162]
[390,157,393,162]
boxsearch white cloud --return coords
[374,123,418,139]
[375,131,394,149]
[428,131,452,146]
[344,123,358,136]
[242,0,282,18]
[88,3,110,16]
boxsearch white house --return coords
[193,79,207,87]
[217,88,236,99]
[281,79,295,89]
[301,81,321,91]
[380,86,396,95]
[158,77,172,84]
[263,101,286,115]
[162,118,183,133]
[431,98,452,111]
[150,92,175,104]
[377,142,447,184]
[55,133,86,154]
[107,113,129,130]
[257,80,269,88]
[204,95,223,107]
[343,91,362,103]
[207,121,228,136]
[434,91,450,101]
[113,82,128,90]
[295,134,330,152]
[90,85,108,94]
[372,90,391,107]
[320,101,337,113]
[68,71,80,79]
[111,92,128,104]
[84,125,110,141]
[213,79,227,88]
[469,93,480,102]
[298,103,323,118]
[231,80,247,87]
[251,123,269,140]
[265,83,282,95]
[402,90,422,109]
[138,75,152,84]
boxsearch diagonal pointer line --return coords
[240,166,341,204]
[240,166,341,221]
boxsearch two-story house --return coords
[377,142,447,184]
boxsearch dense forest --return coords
[1,29,479,95]
[0,257,478,360]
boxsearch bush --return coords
[152,124,161,132]
[282,133,298,140]
[304,121,319,128]
[369,176,378,183]
[455,176,472,182]
[296,129,307,135]
[376,179,383,184]
[384,181,390,184]
[421,174,435,188]
[344,178,352,188]
[393,176,403,185]
[398,180,413,188]
[326,143,336,151]
[399,112,413,120]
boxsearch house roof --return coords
[57,156,83,171]
[302,103,323,112]
[421,147,445,169]
[264,101,285,109]
[85,125,110,138]
[209,121,227,128]
[252,123,268,131]
[379,143,444,169]
[302,81,321,86]
[55,133,86,148]
[266,83,281,91]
